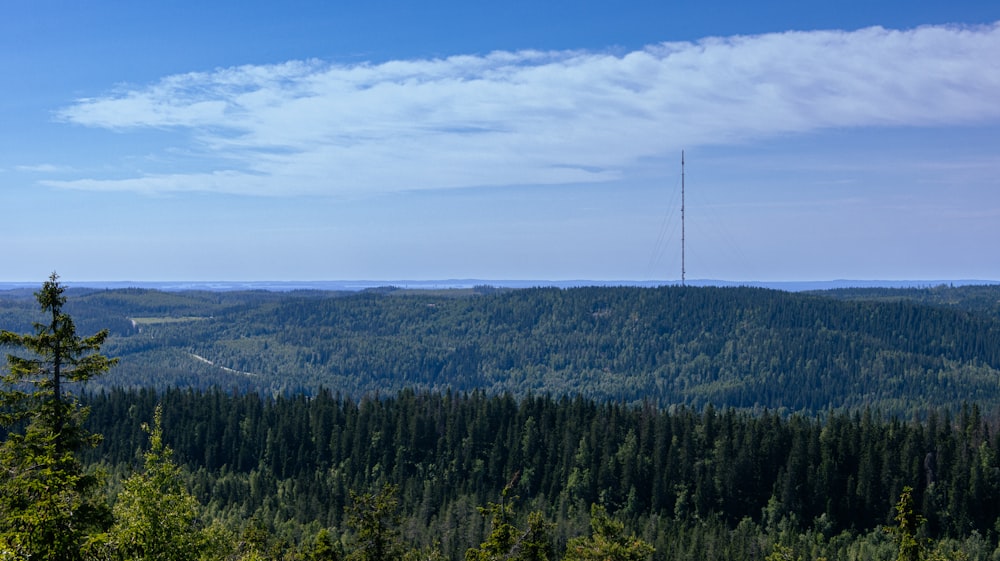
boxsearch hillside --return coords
[3,284,1000,414]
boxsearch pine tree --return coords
[0,273,118,560]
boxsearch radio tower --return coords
[681,150,686,286]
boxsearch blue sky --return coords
[3,1,999,282]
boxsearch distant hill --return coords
[3,284,1000,415]
[2,278,997,292]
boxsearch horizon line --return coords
[2,278,999,293]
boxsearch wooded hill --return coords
[5,280,1000,559]
[2,284,999,415]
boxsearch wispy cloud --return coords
[49,22,1000,196]
[17,163,75,173]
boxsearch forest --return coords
[80,387,1000,560]
[3,278,1000,559]
[2,283,1000,415]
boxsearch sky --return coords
[2,1,999,283]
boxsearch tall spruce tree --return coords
[0,273,118,560]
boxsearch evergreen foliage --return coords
[0,273,117,447]
[345,484,406,561]
[466,480,553,561]
[91,404,204,561]
[75,388,1000,559]
[0,273,117,560]
[563,505,653,561]
[890,486,925,561]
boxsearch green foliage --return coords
[405,543,448,561]
[890,486,926,561]
[75,388,1000,558]
[563,505,653,561]
[764,543,801,561]
[0,432,109,560]
[884,487,977,561]
[0,273,116,560]
[95,404,204,561]
[345,484,407,561]
[1,273,117,444]
[342,484,453,561]
[308,528,342,561]
[185,516,292,561]
[466,481,553,561]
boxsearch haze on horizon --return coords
[3,1,999,283]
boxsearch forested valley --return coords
[3,279,1000,559]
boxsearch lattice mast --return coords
[681,150,686,286]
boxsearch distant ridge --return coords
[4,280,1000,413]
[2,279,999,292]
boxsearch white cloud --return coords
[49,22,1000,196]
[16,163,74,173]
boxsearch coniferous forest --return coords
[4,283,1000,414]
[3,278,1000,559]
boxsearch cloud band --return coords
[49,22,1000,196]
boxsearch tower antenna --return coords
[681,150,686,286]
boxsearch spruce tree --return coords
[465,478,553,561]
[0,273,117,560]
[345,484,406,561]
[563,505,653,561]
[94,404,204,561]
[889,486,925,561]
